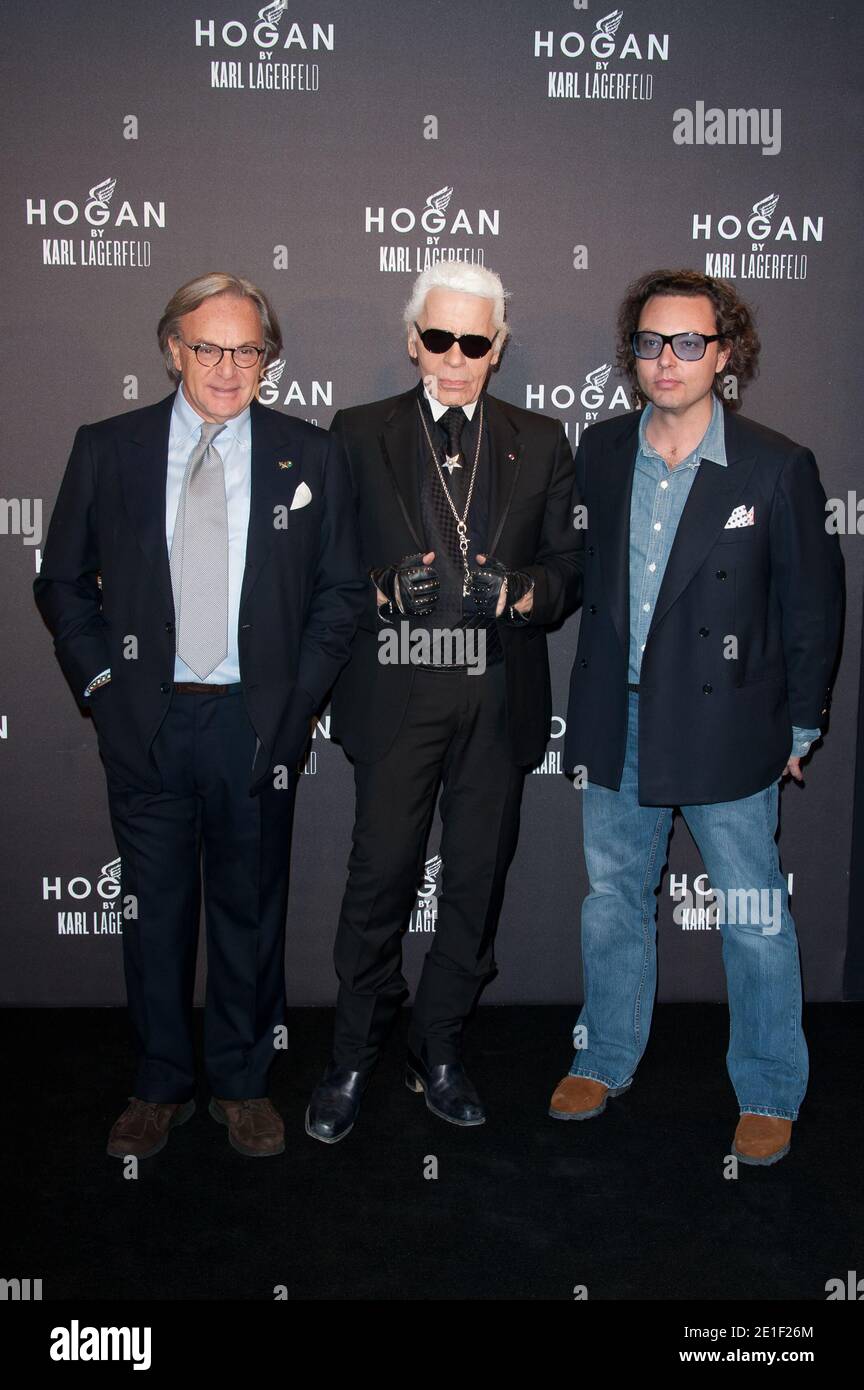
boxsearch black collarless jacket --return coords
[34,392,366,793]
[563,407,845,805]
[329,386,583,766]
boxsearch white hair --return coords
[403,262,510,344]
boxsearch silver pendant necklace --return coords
[417,401,484,595]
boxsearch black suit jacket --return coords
[564,408,845,805]
[329,385,583,766]
[34,391,366,793]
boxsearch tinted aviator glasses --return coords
[632,330,724,362]
[413,322,498,359]
[177,339,265,368]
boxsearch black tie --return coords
[439,406,468,510]
[441,406,465,462]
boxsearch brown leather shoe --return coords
[732,1113,792,1165]
[549,1075,630,1120]
[209,1097,285,1156]
[106,1097,196,1159]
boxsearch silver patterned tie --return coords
[169,421,229,680]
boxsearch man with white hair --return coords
[306,262,582,1143]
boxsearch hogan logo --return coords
[367,185,501,275]
[693,194,825,282]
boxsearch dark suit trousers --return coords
[103,687,298,1101]
[333,660,526,1069]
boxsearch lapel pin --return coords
[277,459,293,470]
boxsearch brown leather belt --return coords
[173,682,242,696]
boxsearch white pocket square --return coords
[290,481,312,511]
[724,504,754,529]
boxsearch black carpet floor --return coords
[4,1003,863,1302]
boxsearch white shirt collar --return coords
[423,386,479,422]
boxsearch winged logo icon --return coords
[258,0,288,25]
[585,363,612,391]
[418,854,442,900]
[101,857,122,883]
[425,186,454,216]
[752,193,780,222]
[595,9,624,39]
[87,178,116,207]
[262,358,286,388]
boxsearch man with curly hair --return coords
[551,270,843,1165]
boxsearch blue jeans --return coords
[570,691,807,1120]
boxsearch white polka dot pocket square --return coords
[724,503,754,529]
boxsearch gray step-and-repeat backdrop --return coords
[1,1,860,1006]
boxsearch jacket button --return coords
[698,626,709,637]
[589,604,597,615]
[715,570,727,580]
[587,546,595,556]
[580,659,589,669]
[702,683,713,694]
[165,621,174,633]
[160,681,172,695]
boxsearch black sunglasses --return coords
[413,321,498,359]
[632,330,724,362]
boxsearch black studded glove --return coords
[371,554,440,617]
[463,557,534,619]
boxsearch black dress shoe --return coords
[305,1062,371,1144]
[405,1050,486,1127]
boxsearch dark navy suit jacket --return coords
[564,408,844,805]
[35,391,366,792]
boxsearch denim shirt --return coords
[628,395,819,760]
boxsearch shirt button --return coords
[640,644,646,652]
[642,603,650,612]
[648,563,656,572]
[660,480,669,490]
[654,522,661,531]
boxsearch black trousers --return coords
[333,660,526,1069]
[103,686,298,1102]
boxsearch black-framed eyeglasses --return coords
[413,322,498,360]
[632,330,724,362]
[176,338,265,369]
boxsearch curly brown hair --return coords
[615,269,760,411]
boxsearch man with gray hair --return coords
[35,272,365,1161]
[306,261,582,1143]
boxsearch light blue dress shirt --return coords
[166,385,252,684]
[627,394,818,760]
